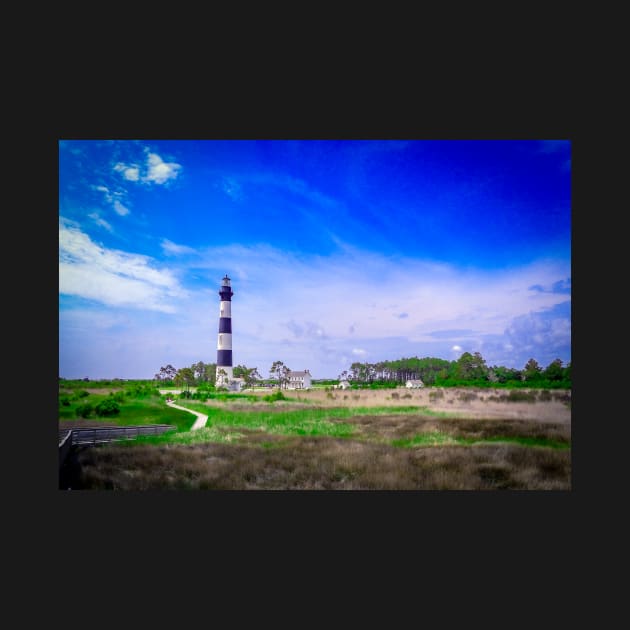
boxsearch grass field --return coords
[59,385,571,490]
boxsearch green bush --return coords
[263,390,287,403]
[95,398,120,416]
[60,396,71,407]
[506,390,537,403]
[73,390,90,400]
[76,403,93,418]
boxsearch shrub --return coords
[538,390,552,402]
[429,390,444,400]
[94,399,120,416]
[73,390,90,400]
[506,390,537,403]
[76,403,93,418]
[60,396,71,407]
[263,390,287,403]
[458,392,478,402]
[112,391,126,403]
[391,392,400,400]
[403,393,412,399]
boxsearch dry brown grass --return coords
[68,434,570,490]
[60,387,571,490]
[248,387,571,423]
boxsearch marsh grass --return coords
[61,387,571,490]
[71,436,571,490]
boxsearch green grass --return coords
[392,432,570,450]
[59,393,196,431]
[131,425,245,446]
[392,432,458,447]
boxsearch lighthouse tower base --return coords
[216,366,234,388]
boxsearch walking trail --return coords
[166,400,208,430]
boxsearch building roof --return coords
[288,370,311,377]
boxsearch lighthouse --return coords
[216,274,234,388]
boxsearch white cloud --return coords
[60,238,571,378]
[161,239,196,256]
[114,150,182,186]
[113,200,130,216]
[88,212,113,232]
[145,152,181,184]
[92,184,132,217]
[114,163,140,181]
[59,219,187,312]
[179,243,570,375]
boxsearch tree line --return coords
[154,361,262,390]
[153,352,571,391]
[340,353,571,388]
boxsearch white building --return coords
[405,379,425,389]
[338,380,351,390]
[286,370,312,389]
[228,377,245,392]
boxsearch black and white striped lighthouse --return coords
[216,274,234,387]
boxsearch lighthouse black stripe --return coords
[217,350,232,366]
[219,291,233,301]
[218,318,232,333]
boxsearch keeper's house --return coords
[405,379,425,389]
[287,370,312,389]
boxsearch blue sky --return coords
[59,139,571,379]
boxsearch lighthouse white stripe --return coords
[219,301,231,318]
[217,332,232,350]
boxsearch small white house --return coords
[338,380,351,390]
[286,370,312,389]
[405,379,425,389]
[228,378,245,392]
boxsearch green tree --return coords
[156,364,177,382]
[523,358,542,382]
[216,367,228,388]
[455,352,488,380]
[191,361,207,383]
[244,367,261,390]
[544,358,564,381]
[174,367,195,392]
[270,361,285,388]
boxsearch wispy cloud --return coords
[161,239,196,256]
[179,242,571,373]
[88,212,113,232]
[91,184,131,217]
[59,219,187,312]
[528,277,571,294]
[221,176,244,201]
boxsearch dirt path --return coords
[166,400,207,430]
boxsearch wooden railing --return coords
[59,425,177,468]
